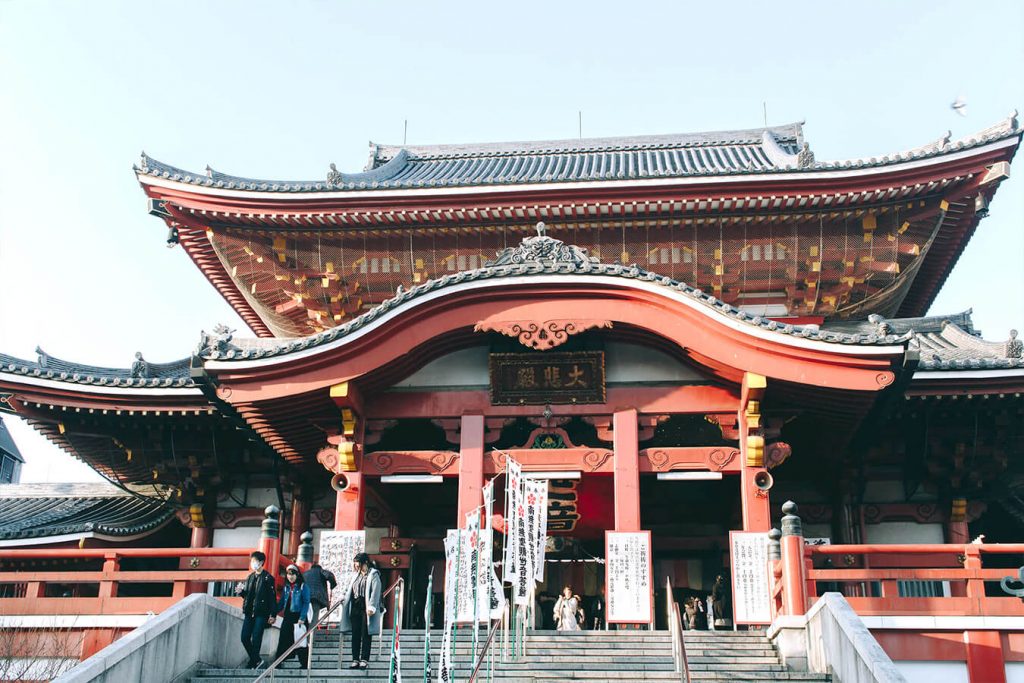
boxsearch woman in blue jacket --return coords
[274,563,312,668]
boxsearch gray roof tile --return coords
[0,482,173,540]
[136,115,1021,194]
[0,350,194,388]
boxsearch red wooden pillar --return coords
[259,505,283,587]
[780,501,807,616]
[741,467,771,531]
[739,373,770,531]
[947,505,970,598]
[288,495,310,558]
[457,414,485,527]
[98,552,119,599]
[965,630,1006,683]
[334,471,365,531]
[613,409,641,531]
[187,527,213,595]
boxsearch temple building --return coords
[0,115,1022,682]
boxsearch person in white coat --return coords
[553,585,583,631]
[339,552,383,669]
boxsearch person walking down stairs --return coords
[234,551,276,669]
[272,564,311,669]
[339,552,383,670]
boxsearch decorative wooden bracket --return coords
[474,318,612,350]
[320,381,364,472]
[739,372,767,467]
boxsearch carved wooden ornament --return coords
[474,319,612,350]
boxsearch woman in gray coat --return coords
[339,552,383,669]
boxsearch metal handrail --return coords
[254,574,404,682]
[467,618,502,683]
[665,577,691,683]
[672,600,692,683]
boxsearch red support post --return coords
[947,517,970,598]
[964,546,984,599]
[964,630,1006,683]
[98,552,119,599]
[740,467,772,531]
[288,495,310,558]
[780,502,807,616]
[258,505,283,587]
[186,526,213,596]
[739,373,770,531]
[334,471,365,530]
[613,408,641,531]
[457,414,485,526]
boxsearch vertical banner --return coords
[605,531,653,624]
[465,508,481,650]
[512,475,532,606]
[389,580,404,683]
[422,569,433,683]
[729,531,772,625]
[318,530,366,621]
[525,479,548,582]
[502,458,522,585]
[439,531,459,683]
[482,479,506,620]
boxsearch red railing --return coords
[0,547,276,616]
[771,541,1024,618]
[806,543,1024,617]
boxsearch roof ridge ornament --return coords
[327,163,342,187]
[485,222,599,269]
[131,352,149,379]
[197,324,237,357]
[796,142,815,169]
[1007,330,1022,359]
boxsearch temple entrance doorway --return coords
[642,473,739,629]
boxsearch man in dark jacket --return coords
[303,561,337,625]
[236,550,277,668]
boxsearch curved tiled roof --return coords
[0,350,194,388]
[134,115,1020,194]
[914,322,1023,371]
[0,482,174,540]
[825,310,1024,372]
[199,233,912,362]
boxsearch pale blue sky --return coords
[1,0,1021,482]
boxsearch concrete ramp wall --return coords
[52,594,275,683]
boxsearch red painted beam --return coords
[364,386,740,419]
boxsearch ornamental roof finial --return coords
[327,163,342,187]
[1007,329,1022,359]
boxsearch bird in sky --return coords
[951,96,968,117]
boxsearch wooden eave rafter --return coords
[141,143,1016,337]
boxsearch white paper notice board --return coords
[729,530,772,625]
[605,530,653,624]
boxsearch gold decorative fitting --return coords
[843,554,857,567]
[189,557,200,569]
[390,539,402,551]
[389,556,401,567]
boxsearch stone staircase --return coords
[190,628,831,682]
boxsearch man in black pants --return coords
[236,551,277,669]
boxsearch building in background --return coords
[0,416,23,485]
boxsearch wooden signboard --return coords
[729,531,772,625]
[489,351,605,405]
[605,530,653,624]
